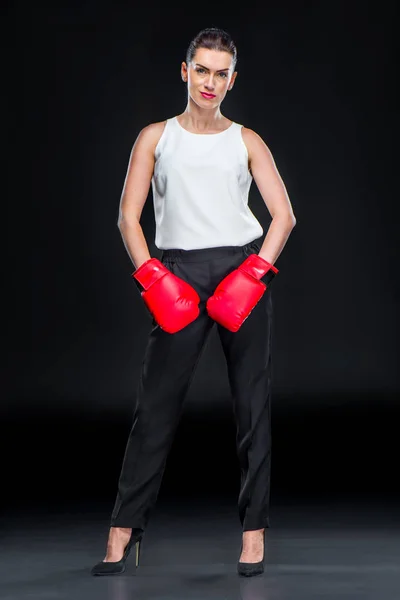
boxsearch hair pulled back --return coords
[186,27,237,71]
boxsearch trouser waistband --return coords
[160,239,261,263]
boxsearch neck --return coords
[180,100,225,130]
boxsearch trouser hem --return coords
[242,516,271,531]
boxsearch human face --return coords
[182,48,236,106]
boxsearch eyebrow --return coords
[195,63,230,72]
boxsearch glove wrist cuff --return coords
[132,258,168,290]
[239,254,279,280]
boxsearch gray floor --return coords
[1,502,399,599]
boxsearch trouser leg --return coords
[110,301,214,530]
[217,286,274,531]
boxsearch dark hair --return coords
[186,27,237,71]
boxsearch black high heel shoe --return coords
[91,530,143,576]
[237,530,265,577]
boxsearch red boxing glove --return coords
[132,258,200,334]
[206,254,278,332]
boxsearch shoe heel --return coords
[135,540,141,567]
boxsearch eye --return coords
[195,68,228,78]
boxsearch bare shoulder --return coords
[241,126,269,151]
[135,120,167,153]
[240,126,274,169]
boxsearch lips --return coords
[201,92,216,99]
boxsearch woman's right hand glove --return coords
[132,258,200,333]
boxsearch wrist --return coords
[256,254,279,274]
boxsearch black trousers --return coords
[110,239,274,532]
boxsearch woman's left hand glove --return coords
[206,254,278,332]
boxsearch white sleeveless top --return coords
[151,116,263,250]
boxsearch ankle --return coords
[111,526,132,535]
[108,527,132,545]
[242,528,265,538]
[242,529,264,548]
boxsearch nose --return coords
[204,74,215,90]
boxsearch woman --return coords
[91,27,296,578]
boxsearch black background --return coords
[6,1,399,518]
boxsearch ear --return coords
[181,61,188,82]
[228,71,238,90]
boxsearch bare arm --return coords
[242,127,296,265]
[117,122,165,270]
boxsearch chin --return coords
[193,97,215,108]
